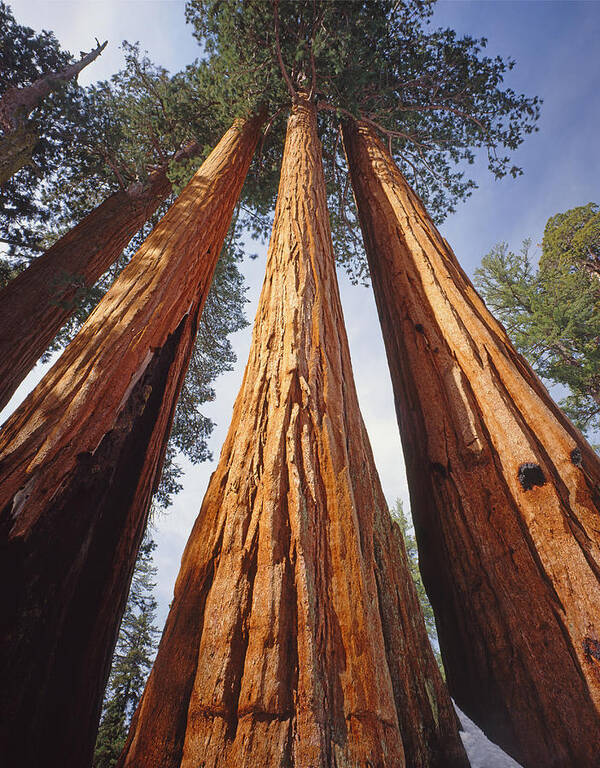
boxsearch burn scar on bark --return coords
[584,637,600,672]
[117,348,154,413]
[518,462,546,491]
[571,448,583,468]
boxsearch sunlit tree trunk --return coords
[117,97,468,768]
[0,141,201,412]
[343,117,600,768]
[0,113,263,768]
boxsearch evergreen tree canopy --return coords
[185,0,540,279]
[0,1,99,241]
[475,204,600,436]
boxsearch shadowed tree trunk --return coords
[343,118,600,768]
[117,97,468,768]
[0,113,263,768]
[0,125,37,187]
[0,39,107,185]
[0,140,201,412]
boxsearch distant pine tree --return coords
[390,498,441,665]
[475,204,600,437]
[93,537,160,768]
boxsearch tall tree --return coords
[0,1,98,227]
[475,204,600,436]
[186,0,540,279]
[343,118,600,767]
[117,95,467,768]
[0,112,263,768]
[93,537,160,768]
[0,139,202,412]
[0,38,106,184]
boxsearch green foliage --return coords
[0,1,92,247]
[541,202,600,276]
[93,536,160,768]
[185,0,540,279]
[475,204,600,435]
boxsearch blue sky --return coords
[5,0,600,625]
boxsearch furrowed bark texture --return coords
[0,114,262,768]
[0,140,200,412]
[118,98,468,768]
[343,118,600,768]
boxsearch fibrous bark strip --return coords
[118,97,468,768]
[0,114,262,768]
[343,118,600,768]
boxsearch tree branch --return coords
[0,39,108,133]
[272,0,297,102]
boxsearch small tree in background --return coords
[475,203,600,437]
[93,537,160,768]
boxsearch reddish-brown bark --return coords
[118,97,468,768]
[0,140,201,412]
[343,118,600,768]
[0,114,262,768]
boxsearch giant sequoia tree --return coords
[0,36,252,505]
[185,0,539,277]
[343,119,600,768]
[0,0,560,765]
[0,139,202,411]
[0,113,263,768]
[117,95,468,768]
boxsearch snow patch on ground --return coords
[455,704,524,768]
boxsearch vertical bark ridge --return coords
[0,114,263,768]
[118,98,467,768]
[343,117,600,768]
[0,142,201,412]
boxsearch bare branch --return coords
[0,40,108,133]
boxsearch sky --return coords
[4,0,600,631]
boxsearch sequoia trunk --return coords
[343,118,600,768]
[0,141,201,412]
[117,97,468,768]
[0,114,262,768]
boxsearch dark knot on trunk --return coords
[518,462,546,491]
